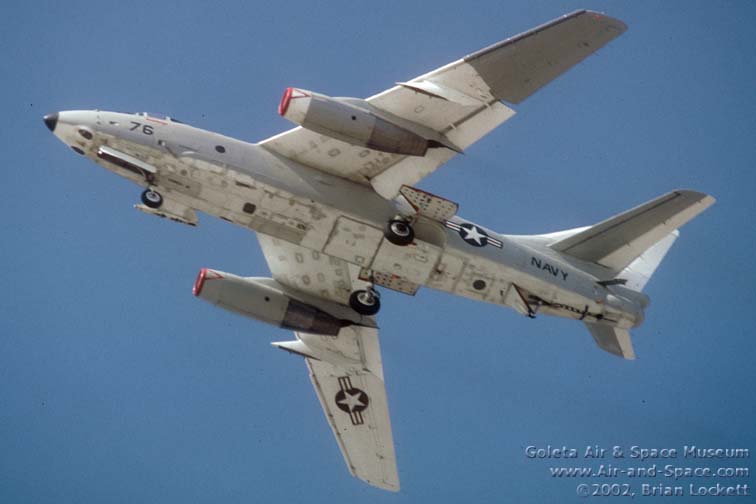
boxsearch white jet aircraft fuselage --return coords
[44,11,714,491]
[46,109,638,329]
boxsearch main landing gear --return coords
[349,286,381,316]
[384,218,414,246]
[141,188,164,209]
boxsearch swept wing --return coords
[258,234,399,490]
[260,10,627,198]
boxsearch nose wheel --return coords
[384,218,415,246]
[349,287,381,316]
[141,188,164,209]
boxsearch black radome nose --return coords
[43,113,58,132]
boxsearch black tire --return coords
[384,219,414,246]
[349,289,381,316]
[141,189,163,209]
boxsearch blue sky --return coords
[3,1,755,502]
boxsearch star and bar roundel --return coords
[335,376,370,425]
[444,221,503,248]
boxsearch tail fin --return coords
[585,232,680,360]
[620,230,678,291]
[553,190,715,360]
[589,231,678,358]
[550,190,715,275]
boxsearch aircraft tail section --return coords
[585,322,636,360]
[550,190,715,275]
[547,190,715,360]
[619,231,678,291]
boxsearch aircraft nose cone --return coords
[43,113,58,132]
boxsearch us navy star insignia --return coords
[444,221,503,248]
[335,376,370,425]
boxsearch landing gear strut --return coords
[349,287,381,316]
[384,218,414,246]
[141,188,163,209]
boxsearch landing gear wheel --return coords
[384,219,414,246]
[349,289,381,316]
[141,188,163,209]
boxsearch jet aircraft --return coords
[43,10,714,491]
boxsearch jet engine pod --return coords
[278,87,430,156]
[193,269,348,335]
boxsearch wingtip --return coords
[363,478,400,492]
[672,189,717,207]
[582,9,628,33]
[356,468,400,492]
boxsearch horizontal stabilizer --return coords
[585,322,635,360]
[551,190,715,273]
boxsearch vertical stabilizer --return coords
[620,231,678,291]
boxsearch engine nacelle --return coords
[193,269,349,335]
[278,87,431,156]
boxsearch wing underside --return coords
[272,326,399,491]
[252,10,631,487]
[256,233,358,305]
[260,10,627,198]
[259,233,399,490]
[305,340,399,491]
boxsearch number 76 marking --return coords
[129,121,154,135]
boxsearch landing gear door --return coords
[399,185,458,222]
